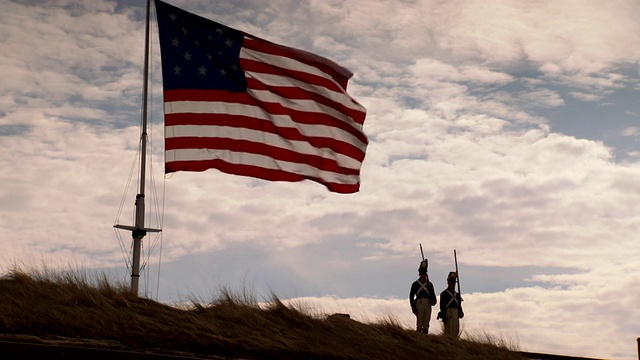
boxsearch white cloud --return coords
[569,91,603,102]
[411,59,515,85]
[0,116,140,267]
[621,126,640,137]
[423,0,640,72]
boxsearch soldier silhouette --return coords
[409,260,437,334]
[437,271,464,337]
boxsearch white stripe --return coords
[241,46,343,91]
[244,83,364,131]
[163,101,367,152]
[241,46,367,119]
[166,124,362,170]
[165,148,360,185]
[246,87,363,132]
[245,70,366,114]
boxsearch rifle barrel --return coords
[454,249,461,297]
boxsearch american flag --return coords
[154,0,368,193]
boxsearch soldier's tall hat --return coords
[418,259,428,274]
[447,271,457,283]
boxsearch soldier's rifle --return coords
[417,244,429,276]
[454,249,462,301]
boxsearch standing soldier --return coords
[438,271,464,337]
[409,260,437,334]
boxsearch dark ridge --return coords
[0,270,525,360]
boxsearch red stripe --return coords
[163,89,247,102]
[166,159,359,193]
[241,58,344,93]
[242,37,350,90]
[245,78,366,126]
[165,113,365,162]
[163,90,368,144]
[165,137,361,175]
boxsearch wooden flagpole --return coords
[114,0,161,296]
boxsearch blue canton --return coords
[155,0,247,92]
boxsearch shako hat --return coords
[447,271,457,283]
[418,259,428,274]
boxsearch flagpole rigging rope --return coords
[113,136,142,277]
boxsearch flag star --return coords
[169,13,177,21]
[231,65,238,71]
[173,65,181,75]
[220,69,226,76]
[198,66,207,76]
[183,52,191,60]
[171,37,179,47]
[207,54,212,60]
[182,27,188,35]
[224,38,233,47]
[195,40,200,46]
[215,28,223,34]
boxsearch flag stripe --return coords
[164,113,366,162]
[163,91,368,147]
[240,45,366,125]
[166,137,360,174]
[165,125,363,170]
[165,157,359,193]
[245,78,366,126]
[241,54,344,94]
[242,37,352,89]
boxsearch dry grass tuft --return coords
[0,268,525,360]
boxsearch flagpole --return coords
[114,0,160,297]
[130,0,153,297]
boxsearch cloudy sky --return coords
[2,0,640,358]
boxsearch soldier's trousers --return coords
[416,298,432,333]
[444,308,460,337]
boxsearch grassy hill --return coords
[0,269,525,359]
